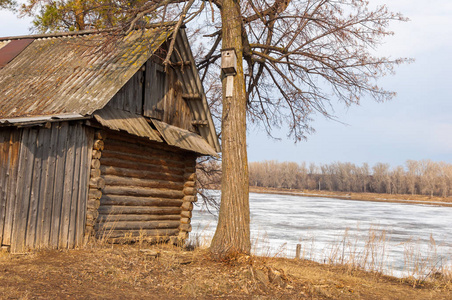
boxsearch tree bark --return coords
[210,0,251,258]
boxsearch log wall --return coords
[96,131,197,242]
[0,122,92,253]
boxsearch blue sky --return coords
[1,1,451,168]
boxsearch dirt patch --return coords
[0,244,451,299]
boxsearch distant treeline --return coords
[197,159,452,197]
[249,160,452,197]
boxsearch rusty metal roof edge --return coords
[0,113,91,125]
[0,22,177,41]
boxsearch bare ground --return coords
[0,244,451,299]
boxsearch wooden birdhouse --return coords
[221,48,237,76]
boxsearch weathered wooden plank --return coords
[132,68,144,114]
[143,60,153,117]
[25,127,46,249]
[98,206,182,215]
[67,124,83,248]
[103,175,183,191]
[143,61,166,119]
[39,124,59,247]
[97,214,181,222]
[163,68,175,126]
[0,129,11,244]
[100,194,183,207]
[96,220,180,231]
[77,127,93,245]
[100,165,184,183]
[2,129,20,246]
[102,186,184,199]
[59,123,77,249]
[11,128,37,253]
[50,122,69,248]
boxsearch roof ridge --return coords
[0,22,177,41]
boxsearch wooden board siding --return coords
[142,60,194,132]
[97,131,195,241]
[0,128,20,247]
[106,69,144,115]
[143,60,167,120]
[0,122,91,253]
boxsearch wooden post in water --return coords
[295,244,301,259]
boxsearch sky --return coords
[0,1,451,168]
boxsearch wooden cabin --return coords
[0,24,220,253]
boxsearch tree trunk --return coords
[210,0,251,258]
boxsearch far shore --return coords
[247,186,452,207]
[208,185,452,207]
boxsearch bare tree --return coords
[8,0,409,258]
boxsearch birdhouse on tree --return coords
[221,48,237,76]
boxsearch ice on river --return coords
[191,191,452,277]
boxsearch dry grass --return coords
[0,241,450,299]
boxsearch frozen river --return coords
[191,191,452,277]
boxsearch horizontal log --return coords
[102,186,184,199]
[184,173,196,181]
[100,166,184,183]
[91,168,101,178]
[86,210,99,220]
[91,159,101,169]
[90,177,106,189]
[183,187,196,196]
[180,217,190,224]
[98,206,182,215]
[103,175,184,191]
[100,157,185,176]
[180,210,192,218]
[94,130,106,140]
[101,149,185,169]
[92,150,102,159]
[87,199,101,210]
[97,214,181,222]
[179,224,192,232]
[96,228,179,239]
[184,181,195,188]
[183,195,197,203]
[93,139,104,151]
[89,189,102,200]
[86,219,96,227]
[178,231,189,240]
[96,220,180,231]
[104,138,186,161]
[85,226,94,235]
[181,202,193,211]
[100,195,183,207]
